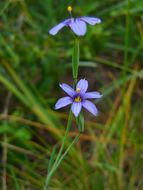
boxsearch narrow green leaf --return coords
[72,38,79,83]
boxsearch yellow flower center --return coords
[74,96,81,102]
[67,6,72,12]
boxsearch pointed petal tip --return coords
[59,83,64,89]
[49,21,68,36]
[49,30,56,35]
[73,111,79,117]
[49,28,59,35]
[92,110,98,116]
[73,112,80,117]
[54,105,58,110]
[96,18,102,23]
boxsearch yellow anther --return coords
[74,96,81,102]
[76,88,80,93]
[67,6,72,12]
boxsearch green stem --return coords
[72,38,79,85]
[51,111,72,168]
[43,111,72,190]
[56,133,81,167]
[44,133,81,190]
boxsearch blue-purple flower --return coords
[55,79,102,117]
[49,6,101,36]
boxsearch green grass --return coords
[0,0,143,189]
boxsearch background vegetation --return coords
[0,0,143,189]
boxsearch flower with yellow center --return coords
[55,79,102,117]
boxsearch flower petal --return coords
[82,100,98,116]
[84,92,102,99]
[49,19,70,35]
[69,19,87,36]
[59,83,75,97]
[71,102,82,117]
[76,79,88,93]
[55,96,72,109]
[80,17,101,25]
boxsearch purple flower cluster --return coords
[55,79,102,117]
[49,6,102,117]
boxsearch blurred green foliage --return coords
[0,0,143,189]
